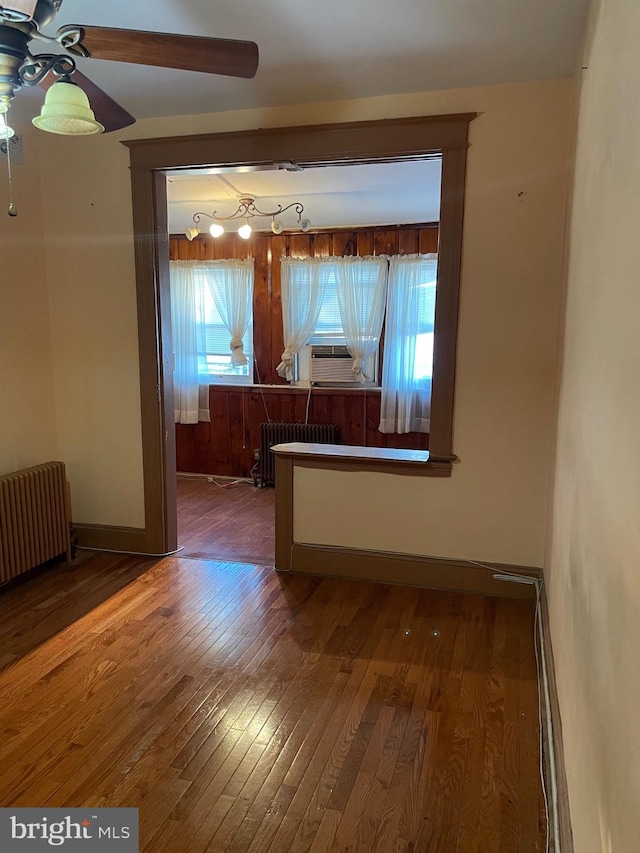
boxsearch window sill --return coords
[271,441,452,477]
[206,383,382,394]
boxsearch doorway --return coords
[167,159,442,563]
[122,113,471,555]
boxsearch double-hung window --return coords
[196,261,254,382]
[279,256,387,386]
[170,259,254,424]
[379,253,437,434]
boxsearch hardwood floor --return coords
[0,554,545,851]
[177,476,275,565]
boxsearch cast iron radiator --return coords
[259,422,339,486]
[0,461,72,585]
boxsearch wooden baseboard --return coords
[73,523,161,555]
[282,543,540,600]
[539,588,574,852]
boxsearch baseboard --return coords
[539,588,574,852]
[283,543,540,600]
[73,523,160,555]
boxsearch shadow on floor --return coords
[0,551,159,671]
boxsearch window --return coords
[280,256,387,387]
[311,269,345,343]
[413,264,437,382]
[379,254,437,434]
[170,259,254,423]
[194,272,253,382]
[298,268,379,385]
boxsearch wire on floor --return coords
[469,560,554,853]
[206,477,253,489]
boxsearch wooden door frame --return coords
[122,112,475,554]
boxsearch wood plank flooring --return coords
[177,476,275,565]
[0,554,545,851]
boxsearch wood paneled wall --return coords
[171,224,438,477]
[176,385,430,478]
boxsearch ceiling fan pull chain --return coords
[5,133,17,216]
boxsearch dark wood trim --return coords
[274,455,293,570]
[280,543,539,600]
[123,114,476,170]
[540,588,575,853]
[129,168,176,553]
[429,145,466,458]
[74,523,152,553]
[123,112,474,555]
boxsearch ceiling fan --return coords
[0,0,259,134]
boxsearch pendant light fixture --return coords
[186,196,311,240]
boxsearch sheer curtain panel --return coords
[333,256,388,382]
[169,262,211,424]
[380,254,438,434]
[202,259,254,366]
[277,258,331,381]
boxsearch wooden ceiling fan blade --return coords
[39,70,136,133]
[0,0,38,20]
[61,25,259,79]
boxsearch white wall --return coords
[0,107,58,476]
[546,0,640,849]
[291,80,572,566]
[40,133,144,527]
[35,79,571,559]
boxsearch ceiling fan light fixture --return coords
[32,81,104,136]
[270,219,284,235]
[185,226,200,241]
[0,113,15,140]
[298,218,311,232]
[238,222,252,240]
[209,222,225,238]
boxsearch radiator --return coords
[260,422,339,487]
[0,461,72,585]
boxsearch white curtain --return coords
[277,257,331,381]
[202,258,254,366]
[333,256,388,382]
[380,254,438,434]
[169,262,210,425]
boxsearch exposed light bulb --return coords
[0,112,15,140]
[209,222,224,238]
[238,222,252,239]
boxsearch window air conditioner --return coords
[310,345,356,385]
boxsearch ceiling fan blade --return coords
[39,69,136,133]
[0,0,38,20]
[61,25,259,79]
